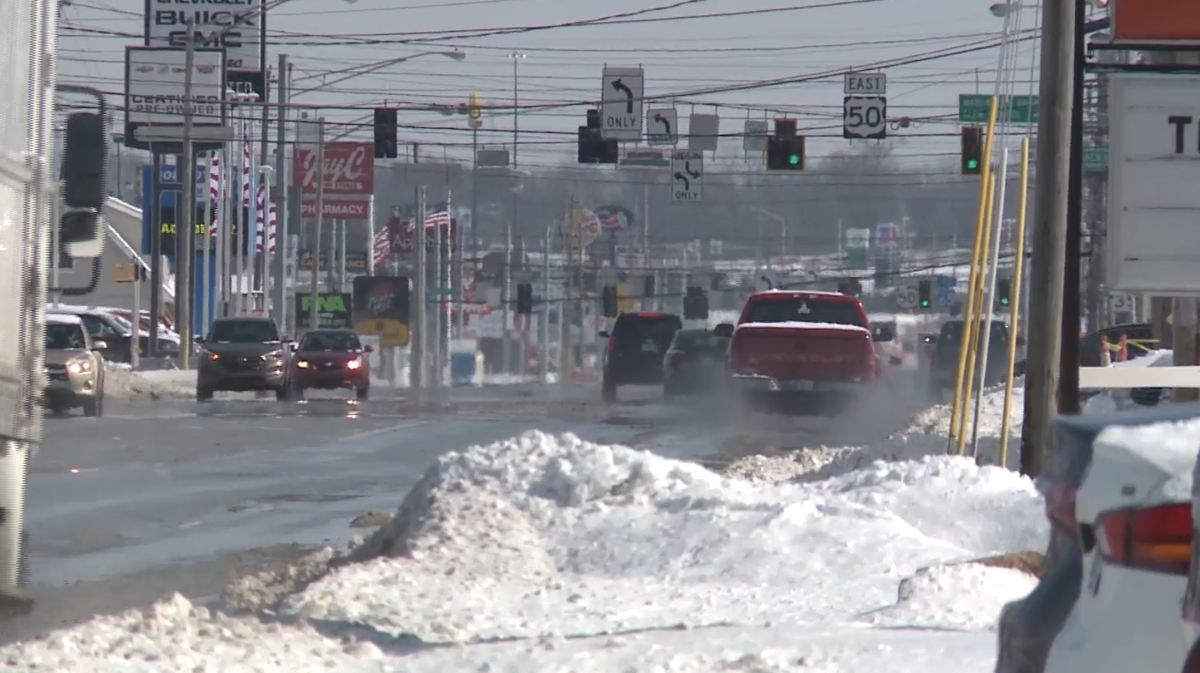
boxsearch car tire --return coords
[356,387,369,401]
[196,386,214,402]
[275,385,290,402]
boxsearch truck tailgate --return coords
[731,326,875,381]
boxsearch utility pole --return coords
[541,221,551,380]
[413,186,427,403]
[309,118,325,332]
[560,195,576,387]
[177,19,196,369]
[273,53,289,334]
[1020,0,1076,477]
[501,219,512,374]
[432,208,443,394]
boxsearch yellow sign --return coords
[468,92,483,129]
[354,317,409,348]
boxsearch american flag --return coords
[207,153,222,236]
[254,185,277,255]
[424,210,451,229]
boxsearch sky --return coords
[59,0,1047,170]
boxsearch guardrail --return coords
[102,198,174,302]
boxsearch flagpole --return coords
[201,151,215,337]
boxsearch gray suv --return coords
[43,314,106,416]
[195,317,291,401]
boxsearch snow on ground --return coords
[1,431,1045,671]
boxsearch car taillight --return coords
[1095,502,1193,575]
[607,337,615,353]
[666,351,687,368]
[1044,484,1079,539]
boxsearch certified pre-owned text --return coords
[130,95,220,116]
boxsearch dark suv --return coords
[928,318,1015,394]
[195,317,291,401]
[599,312,682,402]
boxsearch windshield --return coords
[613,315,682,348]
[45,323,86,350]
[672,330,728,350]
[208,320,280,344]
[746,298,865,327]
[67,313,129,338]
[940,321,1009,343]
[300,331,361,351]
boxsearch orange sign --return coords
[1114,0,1200,43]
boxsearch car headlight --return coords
[67,359,90,374]
[346,359,362,370]
[266,350,284,359]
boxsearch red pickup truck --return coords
[721,290,896,411]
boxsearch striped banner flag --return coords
[207,153,222,236]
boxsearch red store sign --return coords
[293,142,374,196]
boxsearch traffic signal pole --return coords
[947,96,999,454]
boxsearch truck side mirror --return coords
[60,111,107,259]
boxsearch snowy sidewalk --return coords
[2,430,1045,671]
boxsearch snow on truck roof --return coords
[751,289,851,299]
[735,321,869,333]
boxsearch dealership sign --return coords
[144,0,267,96]
[124,46,227,150]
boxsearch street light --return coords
[290,50,466,98]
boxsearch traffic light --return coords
[836,279,862,298]
[373,108,398,159]
[766,136,805,171]
[578,108,619,164]
[683,287,709,320]
[516,283,534,315]
[997,278,1012,307]
[643,275,655,298]
[602,285,618,317]
[961,125,982,175]
[917,279,932,309]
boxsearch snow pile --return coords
[1,431,1044,671]
[105,367,197,400]
[279,431,1045,643]
[863,563,1038,630]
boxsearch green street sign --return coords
[1083,148,1108,168]
[958,94,1039,124]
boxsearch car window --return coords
[613,315,681,348]
[46,323,86,350]
[74,314,124,338]
[671,330,727,350]
[746,298,865,327]
[208,320,280,344]
[300,331,361,351]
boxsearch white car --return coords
[1044,421,1196,673]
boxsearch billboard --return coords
[352,276,410,347]
[294,292,352,330]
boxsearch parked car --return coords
[662,328,730,397]
[1041,416,1194,673]
[995,404,1200,673]
[288,329,372,400]
[1079,323,1156,367]
[195,317,291,401]
[46,305,138,364]
[927,318,1018,395]
[600,312,683,403]
[42,314,106,416]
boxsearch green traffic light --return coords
[788,154,800,165]
[967,159,979,170]
[920,299,930,308]
[1000,297,1010,306]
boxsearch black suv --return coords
[600,312,682,402]
[928,319,1015,394]
[195,317,291,401]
